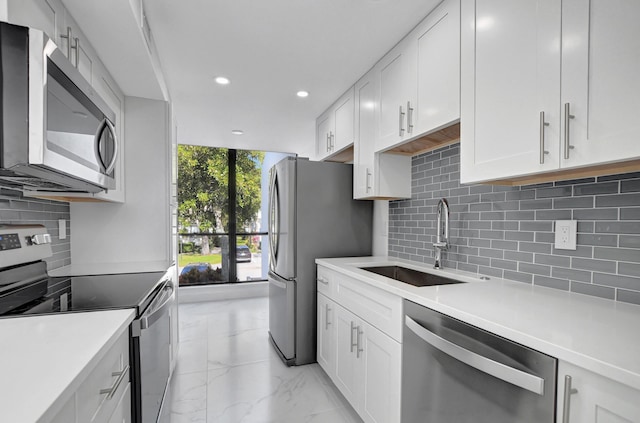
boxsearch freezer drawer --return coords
[268,272,296,363]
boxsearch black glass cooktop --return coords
[1,271,167,317]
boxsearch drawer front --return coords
[77,330,130,423]
[317,265,336,296]
[335,275,403,342]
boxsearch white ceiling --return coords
[64,0,441,157]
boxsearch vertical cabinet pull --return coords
[399,105,405,137]
[350,321,358,352]
[365,168,372,192]
[356,327,364,358]
[539,111,550,164]
[562,375,579,423]
[326,133,330,152]
[325,304,331,330]
[74,37,80,67]
[564,103,575,159]
[407,101,414,134]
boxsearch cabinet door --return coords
[333,87,355,153]
[354,70,378,199]
[560,0,640,169]
[316,112,333,160]
[413,0,460,136]
[359,321,402,423]
[317,293,336,378]
[7,0,65,46]
[377,38,413,151]
[460,0,561,184]
[106,383,131,423]
[334,304,361,407]
[557,361,640,423]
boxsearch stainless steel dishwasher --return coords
[402,299,557,423]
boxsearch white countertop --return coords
[48,260,172,277]
[316,256,640,391]
[0,309,135,423]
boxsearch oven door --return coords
[131,282,174,423]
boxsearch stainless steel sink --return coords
[360,266,465,287]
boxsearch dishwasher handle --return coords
[405,316,545,396]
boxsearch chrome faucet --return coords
[433,198,449,270]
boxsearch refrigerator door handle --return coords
[268,169,279,271]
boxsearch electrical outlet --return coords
[554,220,577,250]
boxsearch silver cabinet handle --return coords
[100,364,130,399]
[540,111,550,164]
[562,375,579,423]
[405,316,545,396]
[74,37,80,67]
[60,27,73,59]
[317,277,329,285]
[326,133,330,152]
[407,101,414,134]
[325,304,331,330]
[350,321,358,352]
[365,168,372,192]
[564,103,575,159]
[356,326,364,358]
[399,105,405,137]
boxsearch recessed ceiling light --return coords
[231,130,244,135]
[215,76,230,85]
[296,91,309,98]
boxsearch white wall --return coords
[70,96,171,267]
[0,1,7,20]
[372,200,389,256]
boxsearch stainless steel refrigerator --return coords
[268,157,372,366]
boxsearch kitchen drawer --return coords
[335,275,403,342]
[77,329,130,423]
[317,265,337,297]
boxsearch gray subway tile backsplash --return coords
[0,193,70,270]
[389,144,640,305]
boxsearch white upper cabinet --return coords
[412,0,460,136]
[316,87,355,161]
[376,0,460,153]
[353,67,411,200]
[376,37,415,152]
[6,0,65,46]
[460,0,561,184]
[560,0,640,169]
[461,0,640,184]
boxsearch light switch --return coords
[554,220,577,250]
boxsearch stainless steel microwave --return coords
[0,21,118,193]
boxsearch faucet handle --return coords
[433,241,448,249]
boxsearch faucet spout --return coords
[433,198,450,270]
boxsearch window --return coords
[177,146,290,286]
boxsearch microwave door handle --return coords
[104,119,119,174]
[94,118,119,174]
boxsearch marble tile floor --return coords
[167,296,363,423]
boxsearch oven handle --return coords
[405,316,545,396]
[132,284,174,336]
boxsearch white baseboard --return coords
[178,281,268,303]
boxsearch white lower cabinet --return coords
[557,361,640,423]
[316,266,402,423]
[317,293,336,379]
[49,329,131,423]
